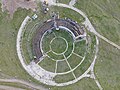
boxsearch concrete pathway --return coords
[69,0,77,6]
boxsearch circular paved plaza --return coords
[17,4,99,86]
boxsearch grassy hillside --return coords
[0,4,45,87]
[75,0,120,89]
[75,0,120,45]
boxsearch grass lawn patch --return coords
[67,53,82,69]
[47,51,64,60]
[50,6,85,23]
[51,78,99,90]
[73,55,91,78]
[53,72,74,83]
[57,60,70,73]
[42,31,55,53]
[75,0,120,45]
[53,29,74,57]
[74,32,96,77]
[74,40,86,56]
[38,56,56,72]
[95,39,120,90]
[50,37,67,54]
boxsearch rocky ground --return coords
[1,0,37,18]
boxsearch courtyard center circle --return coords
[50,37,68,55]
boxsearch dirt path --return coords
[0,79,48,90]
[0,85,25,90]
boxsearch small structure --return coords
[42,1,49,14]
[33,56,37,59]
[32,14,38,20]
[52,12,60,30]
[44,7,49,14]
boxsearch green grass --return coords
[0,4,47,87]
[75,0,120,45]
[50,6,85,23]
[21,20,34,64]
[73,32,96,77]
[74,1,120,89]
[53,29,74,57]
[57,60,70,73]
[53,72,74,83]
[73,54,91,78]
[0,7,33,80]
[38,56,56,72]
[67,53,82,69]
[47,51,64,60]
[51,37,67,54]
[42,29,73,60]
[42,31,55,53]
[74,40,86,56]
[51,78,99,90]
[95,39,120,90]
[53,28,73,41]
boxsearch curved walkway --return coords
[16,16,31,70]
[69,0,77,6]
